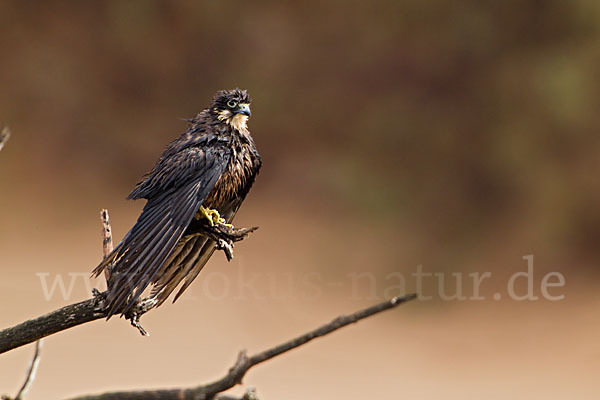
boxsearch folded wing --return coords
[92,142,230,317]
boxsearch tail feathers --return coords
[172,239,216,302]
[152,235,215,307]
[99,234,216,317]
[94,207,236,318]
[149,235,201,301]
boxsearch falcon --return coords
[93,88,261,318]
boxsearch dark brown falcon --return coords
[92,88,261,318]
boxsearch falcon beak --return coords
[237,103,251,117]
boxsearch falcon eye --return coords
[227,100,238,108]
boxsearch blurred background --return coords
[0,1,598,398]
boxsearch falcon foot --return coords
[198,224,260,261]
[196,206,233,227]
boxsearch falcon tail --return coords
[92,233,218,318]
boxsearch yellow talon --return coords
[196,206,231,227]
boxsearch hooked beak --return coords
[236,103,251,117]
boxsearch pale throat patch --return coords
[230,114,249,132]
[218,109,249,132]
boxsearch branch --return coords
[0,126,10,152]
[196,224,258,261]
[65,294,417,400]
[0,291,109,355]
[0,222,257,354]
[14,340,42,400]
[100,209,113,282]
[2,340,43,400]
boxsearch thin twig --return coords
[65,294,417,400]
[0,126,10,152]
[4,340,43,400]
[100,209,113,282]
[15,340,42,399]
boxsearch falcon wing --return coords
[93,141,230,318]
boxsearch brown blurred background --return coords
[0,1,598,398]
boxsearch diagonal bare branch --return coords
[65,294,417,400]
[0,292,110,355]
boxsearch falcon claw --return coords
[196,206,229,227]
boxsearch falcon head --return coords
[212,88,252,131]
